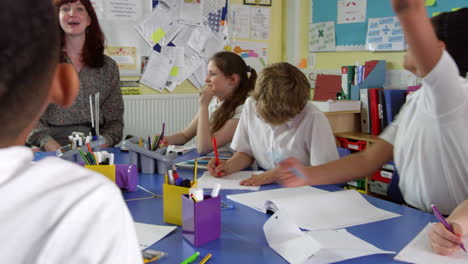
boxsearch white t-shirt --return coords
[208,97,243,157]
[231,97,339,170]
[380,51,468,215]
[0,146,142,264]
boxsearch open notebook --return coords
[228,186,400,231]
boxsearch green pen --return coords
[180,251,199,264]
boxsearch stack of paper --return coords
[134,222,176,250]
[228,187,401,231]
[311,100,361,112]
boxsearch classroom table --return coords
[37,148,437,263]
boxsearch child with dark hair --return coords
[0,0,141,262]
[207,62,338,185]
[163,51,257,155]
[279,1,468,217]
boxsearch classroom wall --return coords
[134,0,284,95]
[295,0,405,71]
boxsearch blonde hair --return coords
[251,62,310,125]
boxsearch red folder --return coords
[314,74,342,100]
[368,88,383,135]
[364,60,379,80]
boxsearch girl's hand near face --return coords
[199,85,215,106]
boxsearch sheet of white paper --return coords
[197,171,263,191]
[179,0,203,26]
[304,229,394,264]
[269,189,400,231]
[201,31,227,60]
[134,2,182,47]
[251,7,270,40]
[161,46,185,89]
[140,51,172,92]
[187,26,213,54]
[337,0,367,24]
[366,16,405,51]
[172,25,198,48]
[229,4,251,39]
[192,63,207,89]
[227,186,327,212]
[395,223,468,264]
[264,210,321,264]
[180,54,204,84]
[309,21,336,52]
[105,0,141,21]
[134,222,176,250]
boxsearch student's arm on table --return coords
[429,200,468,255]
[162,114,198,146]
[392,0,442,77]
[207,151,253,178]
[278,139,393,187]
[240,168,280,186]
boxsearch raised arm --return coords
[392,0,442,77]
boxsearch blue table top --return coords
[37,148,436,263]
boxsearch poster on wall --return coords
[229,4,251,39]
[337,0,367,24]
[105,0,141,21]
[366,16,405,51]
[309,21,336,52]
[251,7,270,40]
[229,41,268,72]
[105,46,138,71]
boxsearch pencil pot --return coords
[156,148,177,175]
[84,164,138,192]
[182,195,221,247]
[163,182,197,226]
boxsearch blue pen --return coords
[431,204,467,253]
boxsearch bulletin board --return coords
[98,0,154,76]
[312,0,468,51]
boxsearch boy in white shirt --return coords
[208,62,338,186]
[279,2,468,216]
[0,0,142,263]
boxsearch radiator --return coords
[122,94,198,140]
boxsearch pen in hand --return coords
[431,204,467,253]
[212,137,220,176]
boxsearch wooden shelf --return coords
[335,132,380,143]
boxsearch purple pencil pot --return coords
[182,194,221,247]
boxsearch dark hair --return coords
[209,52,257,135]
[54,0,105,67]
[431,8,468,77]
[0,0,59,145]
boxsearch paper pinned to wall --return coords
[105,0,141,21]
[366,16,405,51]
[229,41,268,73]
[105,46,137,71]
[309,21,336,52]
[337,0,367,24]
[140,51,173,92]
[229,4,251,39]
[91,0,104,20]
[161,46,185,92]
[251,7,270,40]
[179,0,203,26]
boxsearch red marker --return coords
[212,137,220,176]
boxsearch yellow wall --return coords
[298,0,405,71]
[135,0,283,95]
